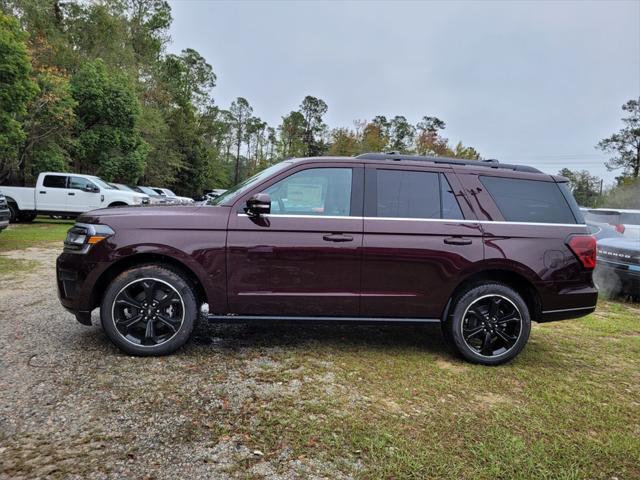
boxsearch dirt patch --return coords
[473,392,511,408]
[435,358,468,374]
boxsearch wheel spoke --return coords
[157,291,181,309]
[118,313,144,329]
[496,314,520,325]
[157,314,179,333]
[464,325,484,340]
[480,331,493,355]
[495,329,517,347]
[489,297,502,318]
[142,280,156,302]
[144,319,156,344]
[116,291,142,309]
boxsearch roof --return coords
[284,152,544,174]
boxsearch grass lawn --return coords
[0,217,73,252]
[237,301,639,479]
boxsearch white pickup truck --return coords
[2,172,149,222]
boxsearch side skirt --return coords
[206,314,441,324]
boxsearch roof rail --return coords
[354,152,542,173]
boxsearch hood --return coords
[77,204,231,230]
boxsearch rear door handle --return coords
[444,237,472,246]
[39,191,46,194]
[68,192,75,196]
[323,233,353,242]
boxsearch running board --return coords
[206,314,440,324]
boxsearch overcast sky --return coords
[168,0,640,185]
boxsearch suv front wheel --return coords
[100,265,197,356]
[444,283,531,365]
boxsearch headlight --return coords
[141,196,150,205]
[64,223,115,253]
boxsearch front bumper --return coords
[57,251,111,325]
[596,258,640,295]
[0,207,9,230]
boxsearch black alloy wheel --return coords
[444,283,531,365]
[101,265,197,356]
[112,277,184,347]
[461,294,522,357]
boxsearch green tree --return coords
[229,97,252,183]
[597,98,640,178]
[558,168,601,207]
[299,95,328,156]
[328,127,359,156]
[19,66,77,183]
[278,110,306,159]
[70,59,148,182]
[0,12,38,182]
[388,115,415,153]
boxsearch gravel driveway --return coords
[0,246,381,479]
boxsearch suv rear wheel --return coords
[100,265,197,356]
[443,283,531,365]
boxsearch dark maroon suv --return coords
[56,153,597,365]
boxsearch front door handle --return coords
[39,191,46,194]
[68,192,75,196]
[323,233,353,242]
[444,237,472,246]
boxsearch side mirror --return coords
[85,185,99,193]
[245,193,271,217]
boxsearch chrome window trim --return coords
[236,213,586,228]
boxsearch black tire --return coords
[7,203,19,223]
[108,202,127,208]
[19,212,36,222]
[100,265,197,356]
[443,283,531,365]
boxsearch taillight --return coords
[567,235,596,270]
[615,224,625,234]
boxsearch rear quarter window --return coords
[480,176,577,224]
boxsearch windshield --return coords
[163,189,177,196]
[211,162,292,205]
[92,177,116,190]
[136,186,158,196]
[114,183,135,192]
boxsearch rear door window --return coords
[480,176,577,224]
[43,175,68,188]
[375,170,440,219]
[373,170,464,220]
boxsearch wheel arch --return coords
[442,268,543,322]
[90,252,208,312]
[108,201,128,207]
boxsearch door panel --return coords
[226,165,364,316]
[361,167,483,318]
[68,177,102,211]
[40,175,69,211]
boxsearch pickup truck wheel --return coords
[19,213,36,222]
[100,265,197,356]
[7,203,19,223]
[444,283,531,365]
[108,202,127,207]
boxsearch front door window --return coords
[264,168,353,216]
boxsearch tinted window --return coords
[43,175,67,188]
[621,213,640,225]
[441,174,464,219]
[376,170,440,219]
[480,176,577,224]
[69,177,96,190]
[265,168,352,216]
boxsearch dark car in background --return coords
[56,153,597,365]
[595,237,640,300]
[0,190,9,232]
